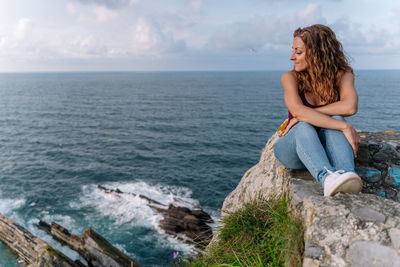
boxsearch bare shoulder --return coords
[281,71,299,96]
[281,71,297,84]
[337,70,354,85]
[338,70,357,102]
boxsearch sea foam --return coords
[69,180,208,255]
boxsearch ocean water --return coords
[0,70,398,266]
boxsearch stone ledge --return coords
[216,124,400,266]
[290,179,400,266]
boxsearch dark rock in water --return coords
[37,220,141,267]
[158,204,213,247]
[97,185,214,248]
[97,185,123,195]
[97,184,165,206]
[191,209,213,223]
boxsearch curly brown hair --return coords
[293,24,353,103]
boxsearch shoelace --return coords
[324,167,345,175]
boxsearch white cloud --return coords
[191,0,203,10]
[0,36,7,46]
[331,17,400,55]
[14,18,31,40]
[66,3,78,14]
[0,36,10,55]
[76,0,136,9]
[130,18,186,55]
[2,0,400,71]
[67,1,119,24]
[206,3,326,52]
[71,35,108,56]
[0,17,110,61]
[296,3,323,24]
[73,5,119,24]
[129,0,139,6]
[91,6,118,24]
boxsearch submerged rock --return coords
[97,185,213,248]
[214,121,400,266]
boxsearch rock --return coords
[356,143,372,165]
[355,131,400,199]
[348,241,400,267]
[191,209,213,223]
[373,144,400,163]
[37,220,140,267]
[355,167,382,183]
[158,204,213,247]
[98,185,214,248]
[350,207,386,222]
[38,221,83,253]
[0,214,79,266]
[83,227,140,267]
[388,165,400,186]
[389,228,400,250]
[97,185,164,206]
[304,241,325,260]
[367,140,380,152]
[212,122,400,266]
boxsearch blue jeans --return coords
[273,116,355,186]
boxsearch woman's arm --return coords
[282,71,348,130]
[281,71,361,156]
[314,71,358,116]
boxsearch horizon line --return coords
[1,68,400,74]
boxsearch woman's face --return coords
[290,37,308,72]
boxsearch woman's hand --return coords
[341,122,361,158]
[283,118,298,136]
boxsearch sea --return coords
[0,70,399,266]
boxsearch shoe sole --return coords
[326,176,363,196]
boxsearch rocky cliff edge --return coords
[219,121,400,267]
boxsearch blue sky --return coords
[0,0,399,72]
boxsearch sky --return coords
[1,0,399,72]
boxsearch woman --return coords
[273,24,363,197]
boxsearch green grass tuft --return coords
[180,194,304,267]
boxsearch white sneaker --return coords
[323,170,363,197]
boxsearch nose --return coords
[290,52,295,61]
